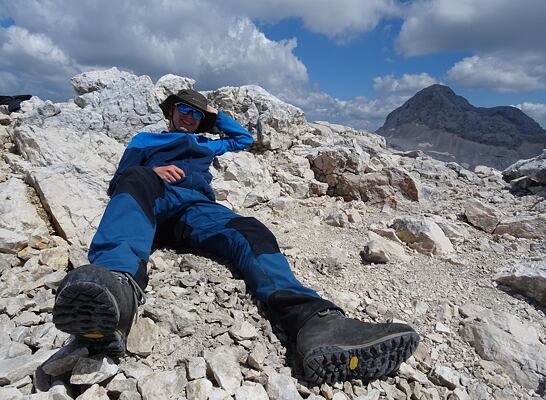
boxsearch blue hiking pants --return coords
[88,166,339,335]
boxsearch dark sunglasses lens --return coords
[176,104,203,121]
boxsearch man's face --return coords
[170,103,201,133]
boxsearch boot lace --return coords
[112,272,147,323]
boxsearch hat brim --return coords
[160,94,217,133]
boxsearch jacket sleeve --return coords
[107,142,147,196]
[200,111,254,156]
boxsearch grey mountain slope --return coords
[376,84,546,169]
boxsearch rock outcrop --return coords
[376,84,546,170]
[0,69,545,399]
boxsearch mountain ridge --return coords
[376,84,546,169]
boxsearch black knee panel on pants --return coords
[111,166,165,224]
[226,217,280,255]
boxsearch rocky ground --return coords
[0,68,545,400]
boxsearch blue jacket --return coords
[107,111,254,201]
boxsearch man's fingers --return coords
[167,165,185,180]
[170,165,185,178]
[168,168,182,180]
[154,165,185,183]
[165,171,178,182]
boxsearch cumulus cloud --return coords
[0,1,308,100]
[0,25,82,98]
[277,85,406,131]
[395,0,546,93]
[447,53,546,92]
[513,102,546,129]
[222,0,400,41]
[373,73,438,95]
[397,0,546,56]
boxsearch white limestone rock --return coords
[434,219,470,243]
[503,150,546,184]
[208,85,307,150]
[187,357,207,380]
[186,378,213,400]
[209,387,231,400]
[27,170,109,247]
[126,317,157,356]
[119,391,142,400]
[362,231,412,263]
[494,213,546,239]
[397,362,430,385]
[229,321,258,341]
[463,199,500,233]
[70,356,119,385]
[391,216,454,256]
[247,342,268,370]
[460,303,546,390]
[0,178,47,238]
[235,382,269,400]
[0,228,28,254]
[266,371,303,400]
[71,67,166,143]
[324,211,349,227]
[494,260,546,305]
[106,373,138,395]
[430,365,460,390]
[38,246,69,271]
[75,384,109,400]
[0,348,57,385]
[0,387,24,400]
[0,341,31,360]
[154,74,195,103]
[138,369,187,400]
[206,346,242,395]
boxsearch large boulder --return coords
[503,149,546,184]
[0,177,47,239]
[495,261,546,305]
[71,67,167,143]
[207,85,307,150]
[391,216,454,256]
[493,214,546,239]
[459,303,546,391]
[463,199,500,233]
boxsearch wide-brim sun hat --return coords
[159,89,218,133]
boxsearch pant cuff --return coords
[266,290,344,337]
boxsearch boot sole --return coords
[52,281,126,357]
[302,331,419,385]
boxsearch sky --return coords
[1,0,546,131]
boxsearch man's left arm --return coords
[200,111,254,155]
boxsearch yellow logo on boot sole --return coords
[82,333,105,339]
[349,356,359,370]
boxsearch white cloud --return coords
[513,102,546,129]
[373,73,438,95]
[395,0,546,93]
[219,0,400,41]
[447,53,546,93]
[397,0,546,56]
[277,85,406,131]
[0,1,308,100]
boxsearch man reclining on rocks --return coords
[51,89,419,384]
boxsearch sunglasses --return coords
[175,103,204,121]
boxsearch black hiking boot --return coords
[297,309,419,384]
[52,264,146,357]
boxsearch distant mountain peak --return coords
[376,84,546,169]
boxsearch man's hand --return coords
[153,165,185,183]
